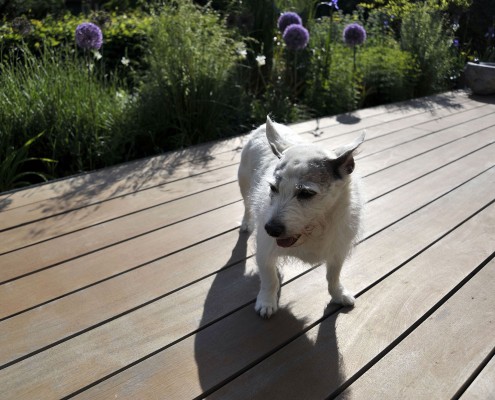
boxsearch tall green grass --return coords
[0,131,56,192]
[0,45,128,180]
[129,0,249,152]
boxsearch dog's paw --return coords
[240,222,252,233]
[240,218,253,234]
[331,292,355,307]
[255,293,278,319]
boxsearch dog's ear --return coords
[331,132,365,178]
[266,116,291,159]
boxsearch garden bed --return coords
[1,0,493,192]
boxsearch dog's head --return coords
[263,116,364,248]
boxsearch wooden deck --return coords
[1,90,494,399]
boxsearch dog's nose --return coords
[265,220,285,237]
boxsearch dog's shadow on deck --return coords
[194,232,345,398]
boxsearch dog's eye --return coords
[269,183,279,194]
[297,189,316,200]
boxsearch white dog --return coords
[238,116,364,318]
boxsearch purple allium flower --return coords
[320,0,339,10]
[343,23,367,47]
[283,24,310,50]
[277,12,302,33]
[75,22,103,50]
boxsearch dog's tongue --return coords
[276,236,300,248]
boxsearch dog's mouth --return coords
[276,235,301,248]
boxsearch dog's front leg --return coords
[255,232,279,319]
[326,258,355,307]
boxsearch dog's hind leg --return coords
[254,233,279,318]
[240,198,253,234]
[326,257,355,307]
[238,167,254,233]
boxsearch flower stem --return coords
[293,50,298,99]
[353,46,357,73]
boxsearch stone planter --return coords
[464,62,495,95]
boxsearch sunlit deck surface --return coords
[1,90,494,399]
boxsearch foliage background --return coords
[0,0,492,191]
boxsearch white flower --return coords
[236,46,247,59]
[121,57,130,67]
[256,55,266,67]
[93,50,102,61]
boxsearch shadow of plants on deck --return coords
[0,138,244,242]
[385,91,466,115]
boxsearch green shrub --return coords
[400,3,459,95]
[359,0,472,19]
[129,0,249,152]
[360,44,419,106]
[0,46,129,177]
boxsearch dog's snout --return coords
[265,220,285,237]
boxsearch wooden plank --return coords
[1,142,493,323]
[360,109,495,162]
[367,91,471,123]
[0,92,478,225]
[0,199,243,285]
[360,120,494,179]
[0,136,245,213]
[460,356,495,400]
[415,103,495,131]
[0,162,237,232]
[303,97,486,144]
[2,145,491,365]
[1,167,489,399]
[69,175,495,400]
[0,228,251,365]
[0,180,240,256]
[363,144,493,236]
[0,199,243,297]
[338,259,495,400]
[315,99,492,169]
[364,128,494,200]
[407,103,494,131]
[290,91,469,132]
